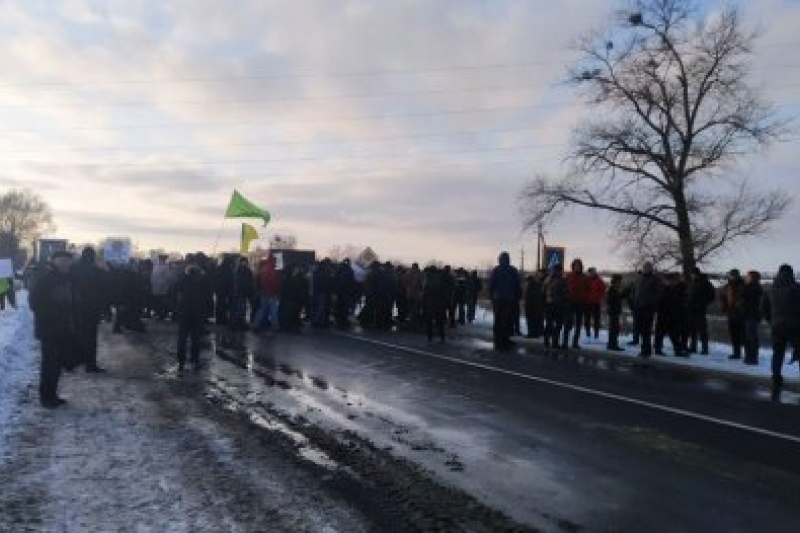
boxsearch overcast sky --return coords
[0,0,798,271]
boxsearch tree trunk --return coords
[674,191,696,275]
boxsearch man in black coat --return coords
[632,262,665,358]
[685,267,716,355]
[71,247,108,372]
[29,251,76,408]
[489,252,522,351]
[175,255,208,371]
[524,271,545,338]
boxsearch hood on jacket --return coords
[774,264,795,288]
[498,252,510,267]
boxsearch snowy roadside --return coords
[0,293,372,532]
[470,309,800,385]
[0,292,39,444]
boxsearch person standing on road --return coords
[422,265,447,343]
[742,271,764,366]
[332,258,355,329]
[403,263,424,327]
[563,259,589,350]
[654,273,689,357]
[524,271,545,338]
[253,255,281,331]
[174,255,208,371]
[584,267,606,340]
[632,262,665,358]
[489,252,521,352]
[29,251,76,408]
[761,264,800,395]
[721,269,746,360]
[685,267,716,355]
[606,274,624,352]
[71,247,108,373]
[544,264,569,351]
[229,257,255,331]
[150,255,172,320]
[466,270,482,324]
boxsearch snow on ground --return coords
[471,309,800,384]
[0,291,370,531]
[0,291,38,437]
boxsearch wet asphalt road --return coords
[151,322,800,532]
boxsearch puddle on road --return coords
[211,344,473,475]
[206,380,340,471]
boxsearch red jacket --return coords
[565,272,589,305]
[586,275,607,306]
[257,259,280,296]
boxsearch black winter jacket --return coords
[29,265,75,340]
[762,270,800,335]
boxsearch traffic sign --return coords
[542,246,566,270]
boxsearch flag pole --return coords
[212,217,226,256]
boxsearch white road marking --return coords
[339,333,800,445]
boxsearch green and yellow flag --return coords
[225,190,271,226]
[240,223,259,255]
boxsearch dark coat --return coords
[524,277,545,314]
[606,284,624,316]
[721,278,745,320]
[423,269,447,310]
[741,282,763,322]
[489,253,521,303]
[29,265,75,340]
[175,267,209,322]
[545,275,569,313]
[633,273,665,312]
[761,268,800,335]
[71,258,108,322]
[233,265,255,299]
[333,263,355,298]
[686,274,716,312]
[658,280,687,326]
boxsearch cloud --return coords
[0,1,797,270]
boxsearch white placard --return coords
[104,239,131,265]
[0,258,13,278]
[273,252,284,271]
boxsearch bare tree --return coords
[327,244,364,262]
[520,0,790,274]
[0,189,55,259]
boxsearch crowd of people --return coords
[16,245,800,407]
[508,256,800,395]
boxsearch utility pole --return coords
[520,248,525,274]
[536,223,544,271]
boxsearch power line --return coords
[5,143,561,168]
[0,125,548,153]
[7,155,550,175]
[0,47,797,89]
[0,102,562,133]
